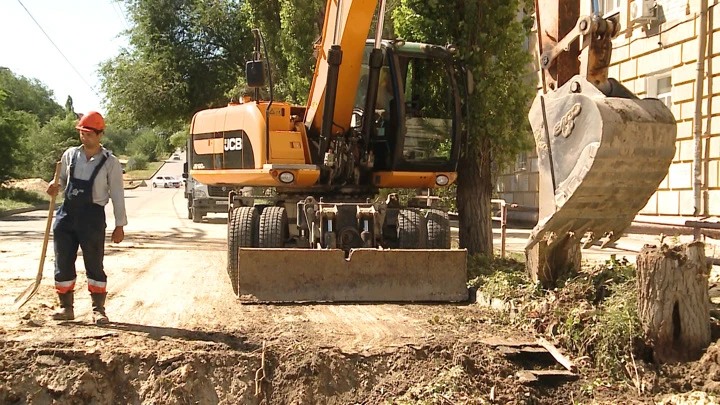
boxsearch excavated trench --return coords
[0,333,578,405]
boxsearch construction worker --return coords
[46,111,127,324]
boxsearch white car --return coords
[152,175,181,188]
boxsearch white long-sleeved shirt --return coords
[57,145,128,227]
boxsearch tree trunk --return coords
[456,140,493,256]
[525,234,581,288]
[636,242,711,363]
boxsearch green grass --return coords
[0,187,50,212]
[125,161,164,180]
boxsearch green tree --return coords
[100,0,254,128]
[102,125,134,156]
[127,128,168,162]
[394,0,535,256]
[257,0,325,102]
[0,69,63,125]
[64,95,75,115]
[0,92,39,181]
[169,129,188,150]
[27,114,79,180]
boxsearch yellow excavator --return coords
[186,0,677,300]
[187,0,468,302]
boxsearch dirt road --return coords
[0,162,711,404]
[0,161,521,404]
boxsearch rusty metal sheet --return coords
[232,248,468,303]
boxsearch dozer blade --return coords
[527,76,677,250]
[233,248,468,303]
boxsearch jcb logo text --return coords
[224,137,243,151]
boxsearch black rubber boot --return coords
[91,293,109,324]
[52,291,74,321]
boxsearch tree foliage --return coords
[169,129,188,150]
[0,70,63,125]
[127,128,171,162]
[27,114,80,181]
[100,0,255,128]
[0,92,36,181]
[394,0,535,255]
[219,0,325,104]
[0,67,175,183]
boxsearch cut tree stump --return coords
[637,242,711,363]
[526,234,582,288]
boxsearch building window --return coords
[648,74,673,109]
[600,0,622,16]
[656,76,672,109]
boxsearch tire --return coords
[153,183,157,188]
[425,209,451,249]
[258,206,288,248]
[228,207,259,295]
[398,209,426,249]
[192,207,203,223]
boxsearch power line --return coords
[16,0,99,97]
[109,0,130,31]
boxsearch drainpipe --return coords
[704,6,714,216]
[693,0,708,216]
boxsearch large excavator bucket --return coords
[231,248,468,303]
[527,76,677,250]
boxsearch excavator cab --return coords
[353,41,463,183]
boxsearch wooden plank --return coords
[537,338,577,372]
[516,369,578,384]
[480,337,538,348]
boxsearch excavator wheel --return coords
[228,206,259,295]
[425,209,451,249]
[258,206,288,248]
[398,209,427,249]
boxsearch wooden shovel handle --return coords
[36,161,62,284]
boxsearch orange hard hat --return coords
[76,111,105,132]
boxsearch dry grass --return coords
[470,253,644,380]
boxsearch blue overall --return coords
[53,148,108,294]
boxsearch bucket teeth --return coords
[581,232,596,249]
[600,231,622,249]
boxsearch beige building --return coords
[498,0,720,220]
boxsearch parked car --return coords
[152,175,181,188]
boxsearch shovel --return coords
[15,161,62,309]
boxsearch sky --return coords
[0,0,130,115]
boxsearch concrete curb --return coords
[148,161,166,181]
[0,203,49,218]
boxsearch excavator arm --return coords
[526,0,677,285]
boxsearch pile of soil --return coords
[3,178,49,196]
